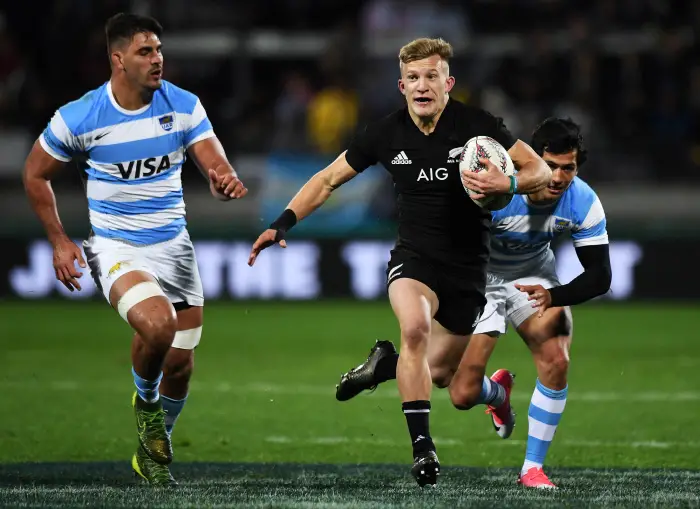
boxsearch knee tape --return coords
[116,281,165,322]
[171,326,202,350]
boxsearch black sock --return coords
[402,400,435,457]
[375,353,399,383]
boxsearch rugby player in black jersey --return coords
[248,37,552,487]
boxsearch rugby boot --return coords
[133,392,173,464]
[335,340,397,401]
[410,450,440,487]
[518,467,557,489]
[485,369,516,439]
[132,444,178,487]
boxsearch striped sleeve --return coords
[571,196,608,247]
[184,98,215,148]
[39,111,77,162]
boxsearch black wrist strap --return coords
[270,209,298,233]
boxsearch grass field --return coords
[0,300,699,507]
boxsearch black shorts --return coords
[386,248,486,335]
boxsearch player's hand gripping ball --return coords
[459,136,515,211]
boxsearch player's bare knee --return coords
[448,365,484,410]
[449,380,482,410]
[535,336,570,390]
[551,353,570,378]
[430,366,454,388]
[145,314,178,349]
[400,320,431,351]
[541,349,570,380]
[134,304,178,349]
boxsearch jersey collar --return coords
[106,81,153,116]
[397,98,459,147]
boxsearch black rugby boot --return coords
[335,340,397,401]
[411,450,441,488]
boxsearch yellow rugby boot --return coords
[132,392,173,464]
[132,444,178,487]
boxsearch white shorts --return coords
[83,229,204,307]
[473,265,560,336]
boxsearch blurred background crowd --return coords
[1,0,698,184]
[0,0,698,243]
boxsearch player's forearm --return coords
[286,172,335,222]
[549,245,612,306]
[189,136,238,180]
[23,175,68,245]
[548,269,611,307]
[514,158,551,194]
[270,153,357,233]
[267,173,334,234]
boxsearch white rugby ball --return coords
[459,136,515,211]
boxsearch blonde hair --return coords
[399,38,453,67]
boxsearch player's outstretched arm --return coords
[248,151,358,266]
[507,140,552,194]
[283,151,358,222]
[23,141,86,291]
[188,136,248,200]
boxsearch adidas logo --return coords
[392,151,412,164]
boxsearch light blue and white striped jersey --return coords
[39,80,214,245]
[489,177,608,276]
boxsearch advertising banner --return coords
[1,238,696,301]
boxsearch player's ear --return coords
[110,51,125,71]
[398,79,406,96]
[445,76,455,93]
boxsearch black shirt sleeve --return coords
[480,110,517,150]
[345,123,380,173]
[549,244,613,307]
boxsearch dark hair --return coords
[105,13,163,51]
[531,117,588,166]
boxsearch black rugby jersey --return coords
[345,99,515,272]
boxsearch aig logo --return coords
[417,167,448,181]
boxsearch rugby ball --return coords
[459,136,515,211]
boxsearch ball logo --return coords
[475,143,490,172]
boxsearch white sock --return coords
[521,459,542,474]
[522,379,568,475]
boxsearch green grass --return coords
[0,301,699,507]
[2,463,699,508]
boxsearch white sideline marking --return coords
[264,435,700,449]
[3,380,699,403]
